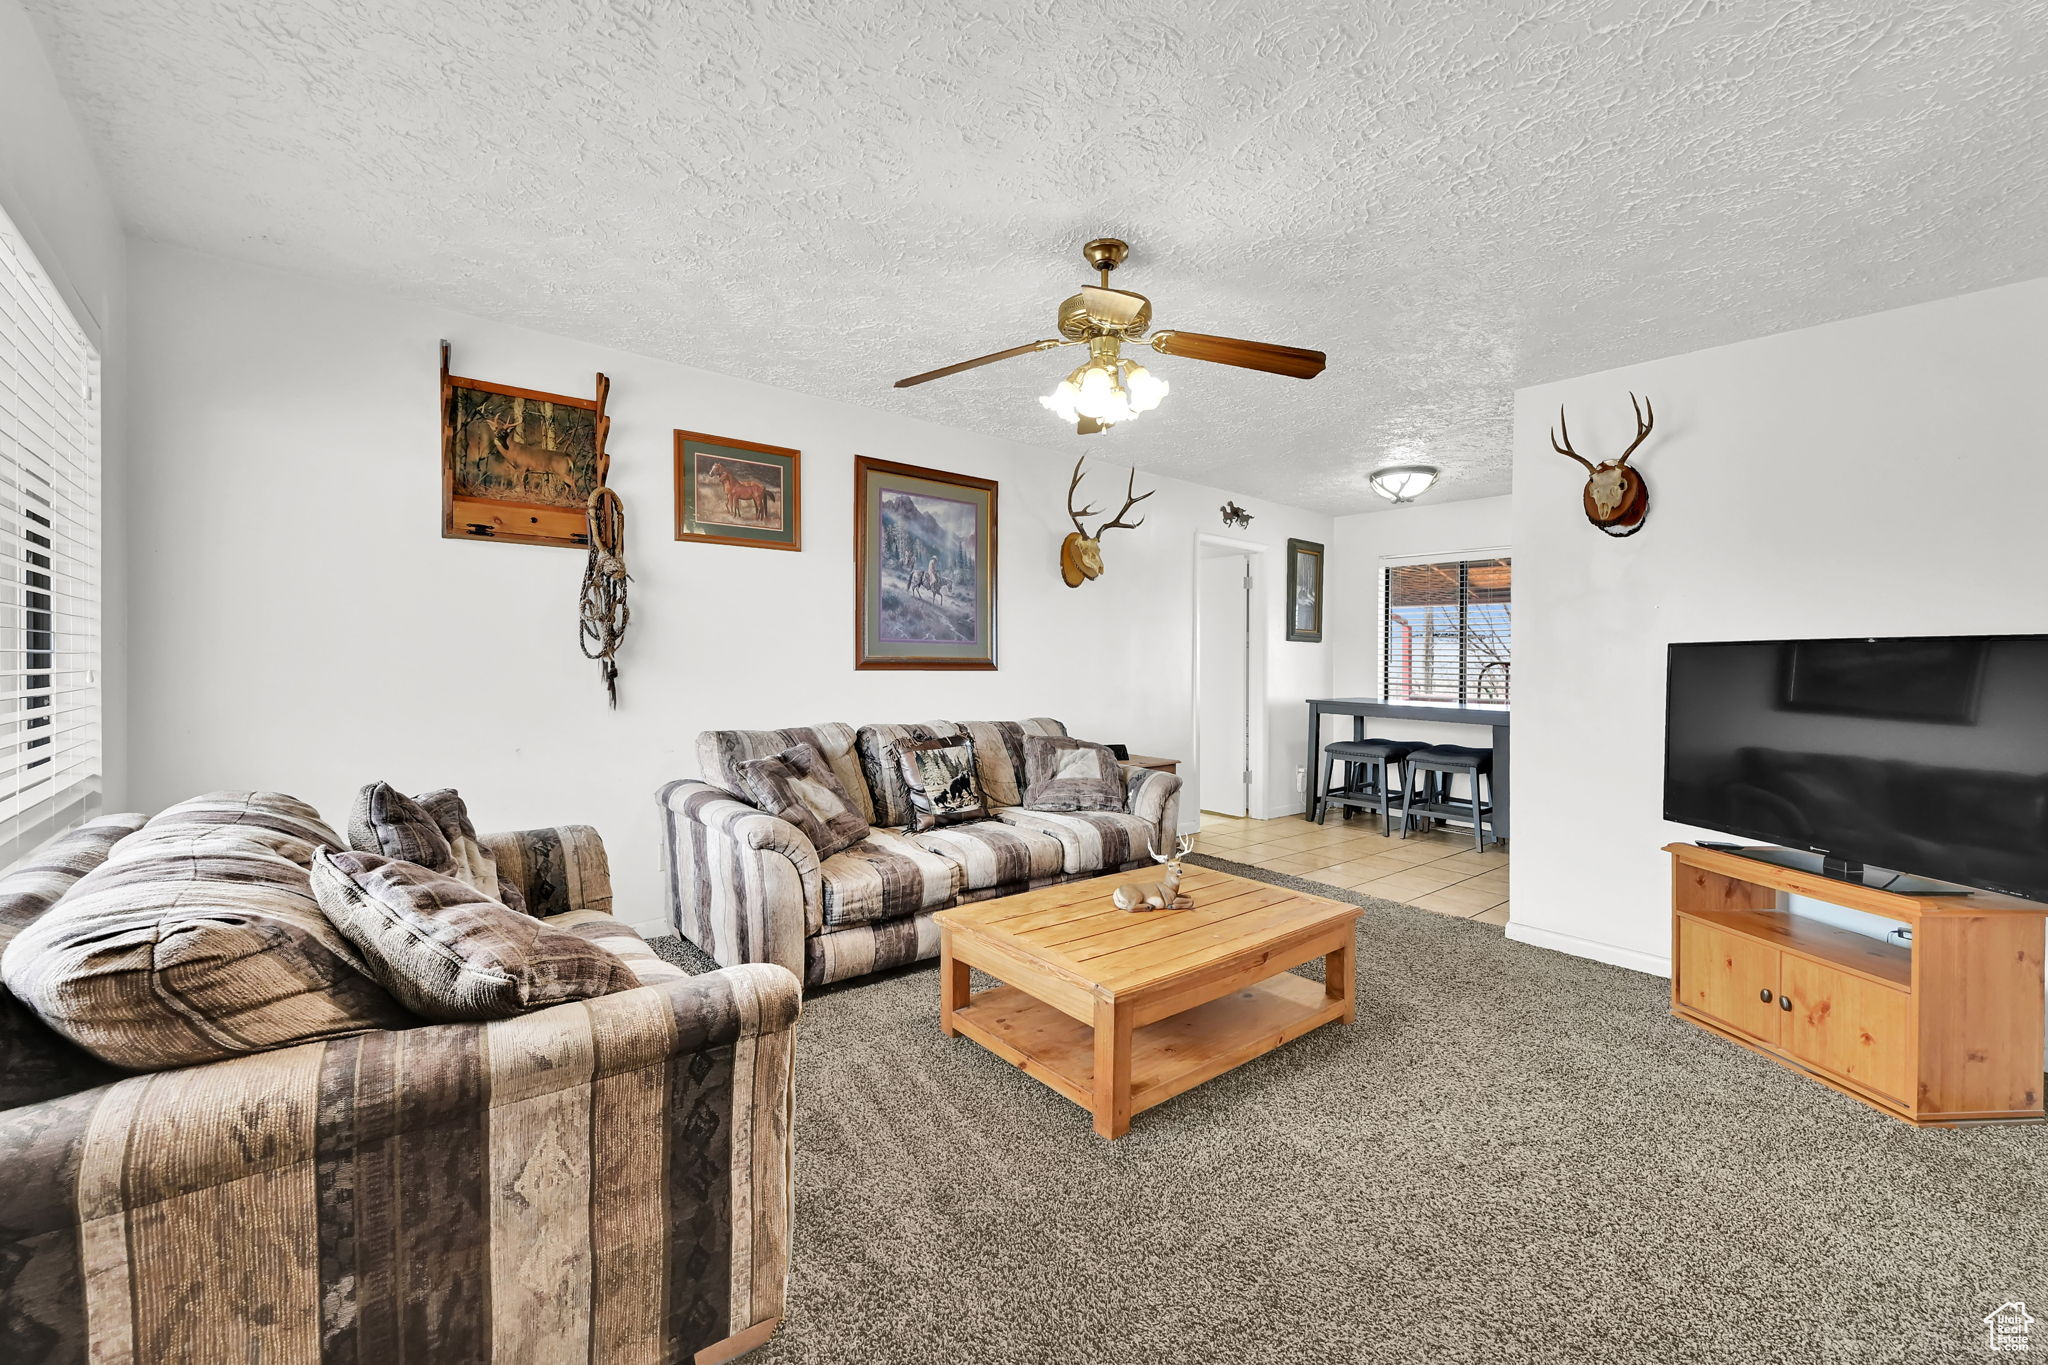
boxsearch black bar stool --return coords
[1318,739,1424,836]
[1401,744,1497,852]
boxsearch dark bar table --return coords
[1303,698,1511,837]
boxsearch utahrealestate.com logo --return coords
[1986,1302,2035,1352]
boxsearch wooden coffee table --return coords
[933,864,1362,1138]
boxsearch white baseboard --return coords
[1189,802,1306,824]
[1506,922,1671,978]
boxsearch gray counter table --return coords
[1304,698,1510,838]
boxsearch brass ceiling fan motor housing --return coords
[1061,240,1152,339]
[1081,237,1130,273]
[1057,288,1152,340]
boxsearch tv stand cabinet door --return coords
[1779,957,1911,1106]
[1675,917,1782,1045]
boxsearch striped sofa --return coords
[661,719,1183,988]
[0,800,799,1365]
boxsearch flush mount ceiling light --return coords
[1369,464,1441,504]
[893,238,1327,435]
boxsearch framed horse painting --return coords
[853,457,997,670]
[674,430,802,551]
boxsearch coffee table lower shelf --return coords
[949,973,1342,1125]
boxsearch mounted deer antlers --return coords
[1061,456,1156,587]
[1552,392,1656,537]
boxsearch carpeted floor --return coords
[650,861,2048,1363]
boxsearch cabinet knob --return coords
[1779,995,1793,1012]
[1759,989,1773,1003]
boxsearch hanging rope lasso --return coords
[576,373,630,707]
[579,486,629,707]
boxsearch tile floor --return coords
[1192,809,1509,926]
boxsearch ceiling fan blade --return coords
[893,340,1058,388]
[1150,330,1326,379]
[1080,285,1149,329]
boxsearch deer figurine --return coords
[1551,392,1656,537]
[1112,834,1197,912]
[1061,456,1156,587]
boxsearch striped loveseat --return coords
[661,719,1183,988]
[0,797,799,1365]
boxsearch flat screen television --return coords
[1664,634,2048,902]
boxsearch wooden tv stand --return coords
[1666,843,2048,1126]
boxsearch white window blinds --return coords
[1383,556,1511,706]
[0,208,101,866]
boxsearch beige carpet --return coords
[653,866,2048,1362]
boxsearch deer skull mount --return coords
[1061,456,1156,587]
[1551,392,1656,537]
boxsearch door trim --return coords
[1190,534,1270,830]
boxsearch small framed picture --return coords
[854,456,997,670]
[1286,538,1324,642]
[674,430,802,551]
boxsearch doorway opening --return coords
[1192,534,1267,823]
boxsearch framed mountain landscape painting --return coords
[854,457,997,670]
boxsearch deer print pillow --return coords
[737,744,873,859]
[1021,736,1129,813]
[894,737,989,833]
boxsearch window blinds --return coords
[0,209,101,866]
[1383,557,1511,706]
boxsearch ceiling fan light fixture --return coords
[1122,361,1168,413]
[1041,335,1167,430]
[1039,379,1083,423]
[1076,364,1123,420]
[1369,463,1441,504]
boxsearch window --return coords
[0,208,100,864]
[1383,556,1510,706]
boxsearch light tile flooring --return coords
[1192,809,1510,926]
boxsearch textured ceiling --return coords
[23,1,2048,512]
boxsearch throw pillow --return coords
[311,848,637,1022]
[737,744,872,859]
[2,797,412,1071]
[413,787,526,914]
[855,721,964,827]
[349,782,526,914]
[1021,735,1129,813]
[956,718,1068,808]
[349,782,453,869]
[896,737,989,832]
[0,812,146,1105]
[138,789,343,866]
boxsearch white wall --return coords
[0,0,129,809]
[125,242,1334,931]
[1509,278,2048,973]
[1323,495,1515,755]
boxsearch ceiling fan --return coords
[892,237,1327,434]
